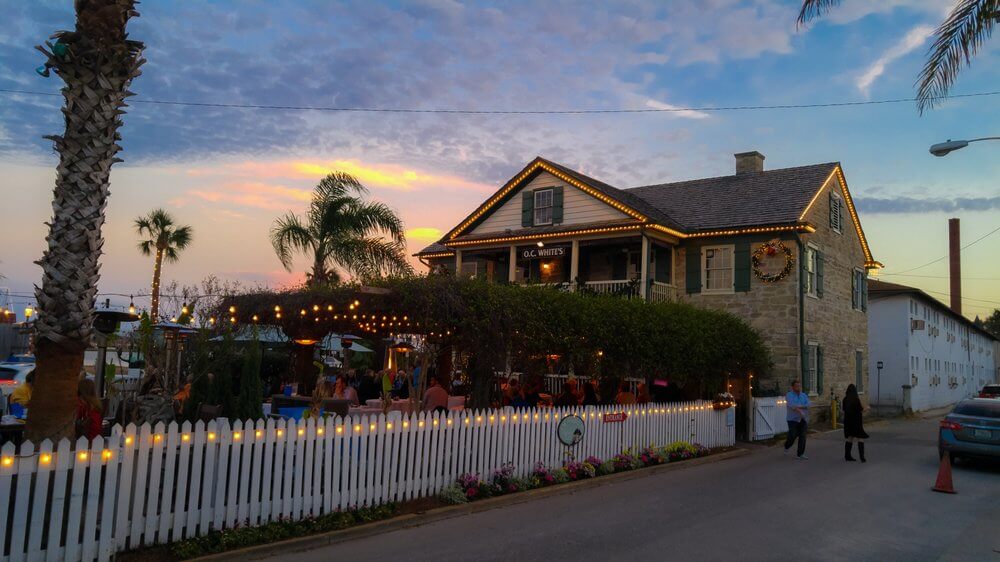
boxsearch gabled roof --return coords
[419,156,879,268]
[868,279,998,341]
[625,162,839,231]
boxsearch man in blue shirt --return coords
[784,380,810,459]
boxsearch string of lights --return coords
[1,87,998,115]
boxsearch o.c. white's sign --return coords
[520,246,567,260]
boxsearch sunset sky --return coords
[1,0,998,319]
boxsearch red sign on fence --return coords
[603,412,628,423]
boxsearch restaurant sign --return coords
[520,245,568,260]
[603,412,628,423]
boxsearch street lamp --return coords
[929,137,1000,157]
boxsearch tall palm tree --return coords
[26,1,144,442]
[135,209,193,322]
[798,0,997,113]
[271,172,412,285]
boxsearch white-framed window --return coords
[702,245,734,292]
[533,189,553,226]
[806,342,820,396]
[459,261,478,279]
[830,191,844,233]
[852,268,866,310]
[804,245,818,297]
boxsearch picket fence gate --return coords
[750,396,788,440]
[0,401,733,562]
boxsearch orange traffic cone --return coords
[932,453,957,494]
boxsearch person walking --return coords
[842,383,869,462]
[784,380,810,459]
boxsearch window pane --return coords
[534,189,552,207]
[534,207,552,225]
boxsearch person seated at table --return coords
[636,382,651,404]
[75,378,103,440]
[553,380,579,407]
[10,372,33,407]
[582,381,600,406]
[333,377,359,406]
[615,381,637,405]
[423,376,449,412]
[357,369,381,403]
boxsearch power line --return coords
[881,223,1000,275]
[1,87,998,115]
[879,273,1000,280]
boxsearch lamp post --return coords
[875,360,884,412]
[929,137,1000,157]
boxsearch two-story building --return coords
[417,152,882,415]
[867,279,999,413]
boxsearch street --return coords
[257,415,1000,562]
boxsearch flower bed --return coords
[440,441,711,505]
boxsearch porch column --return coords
[508,246,517,283]
[569,240,580,291]
[454,249,462,276]
[640,235,650,299]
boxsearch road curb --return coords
[193,448,749,562]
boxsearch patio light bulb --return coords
[181,303,189,315]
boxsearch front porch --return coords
[449,234,678,303]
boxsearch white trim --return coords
[701,244,735,294]
[804,243,819,298]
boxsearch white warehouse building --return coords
[867,280,999,413]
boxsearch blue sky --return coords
[1,0,998,318]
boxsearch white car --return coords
[0,362,34,396]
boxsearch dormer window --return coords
[534,189,553,226]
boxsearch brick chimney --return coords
[949,218,961,316]
[735,151,765,175]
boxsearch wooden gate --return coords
[751,397,786,440]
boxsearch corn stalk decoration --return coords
[26,0,145,442]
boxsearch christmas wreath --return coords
[751,240,794,283]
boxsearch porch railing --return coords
[581,280,639,298]
[649,281,677,303]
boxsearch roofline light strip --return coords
[836,167,878,266]
[685,224,816,238]
[446,224,644,247]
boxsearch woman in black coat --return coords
[842,384,869,462]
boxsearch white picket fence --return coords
[0,401,733,562]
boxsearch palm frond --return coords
[169,225,193,249]
[328,200,406,244]
[331,237,413,279]
[797,0,841,27]
[137,239,154,256]
[163,246,180,262]
[314,172,367,201]
[270,213,315,271]
[916,0,997,113]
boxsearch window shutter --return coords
[685,247,701,294]
[816,252,824,297]
[802,345,811,393]
[851,270,858,309]
[838,199,845,233]
[816,346,824,395]
[734,241,751,292]
[521,191,534,227]
[861,273,868,311]
[855,350,864,392]
[551,186,564,224]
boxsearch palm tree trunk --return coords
[150,247,164,321]
[26,1,144,443]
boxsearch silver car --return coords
[938,398,1000,462]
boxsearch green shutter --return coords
[838,199,845,233]
[521,191,533,227]
[816,346,824,395]
[734,241,751,292]
[861,273,868,311]
[815,252,824,297]
[802,345,811,393]
[851,270,858,309]
[829,192,836,229]
[855,350,864,392]
[685,247,701,294]
[552,186,564,224]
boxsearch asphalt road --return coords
[259,415,1000,562]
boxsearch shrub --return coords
[438,485,468,505]
[638,446,667,466]
[564,461,597,481]
[611,451,641,471]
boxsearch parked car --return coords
[0,362,34,396]
[938,398,1000,462]
[979,384,1000,399]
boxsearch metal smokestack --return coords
[949,218,961,316]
